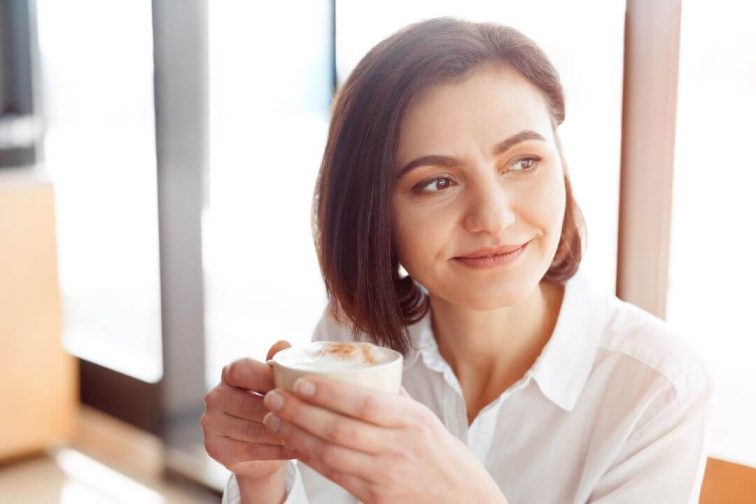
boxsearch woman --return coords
[202,18,711,503]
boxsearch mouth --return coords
[452,241,530,269]
[455,241,530,259]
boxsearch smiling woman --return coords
[314,22,584,358]
[204,17,712,504]
[391,64,569,318]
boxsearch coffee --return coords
[271,341,403,394]
[276,342,394,370]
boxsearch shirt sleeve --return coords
[221,460,309,504]
[297,460,359,503]
[222,306,361,504]
[221,445,360,503]
[588,369,714,503]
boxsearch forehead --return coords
[397,64,554,160]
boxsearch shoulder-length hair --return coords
[312,17,585,355]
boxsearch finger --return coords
[288,375,419,428]
[266,340,292,361]
[263,389,392,453]
[263,413,377,481]
[201,410,283,445]
[205,432,297,467]
[222,357,275,392]
[207,383,269,422]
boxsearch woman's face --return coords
[391,64,566,310]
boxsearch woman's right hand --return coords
[201,340,296,482]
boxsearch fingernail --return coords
[264,390,284,411]
[266,359,274,366]
[263,412,280,432]
[294,378,316,397]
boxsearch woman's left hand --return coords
[261,376,507,504]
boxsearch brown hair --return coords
[312,17,585,355]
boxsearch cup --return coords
[271,341,403,395]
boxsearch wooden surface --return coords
[700,457,756,503]
[0,171,77,461]
[0,406,219,502]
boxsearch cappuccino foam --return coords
[277,342,394,371]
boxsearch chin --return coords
[418,261,550,310]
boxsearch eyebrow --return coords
[395,129,547,180]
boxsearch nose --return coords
[463,177,516,235]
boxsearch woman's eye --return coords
[509,156,541,172]
[415,176,455,194]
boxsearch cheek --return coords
[515,172,566,254]
[391,199,448,270]
[530,165,565,216]
[392,209,424,267]
[535,173,567,244]
[391,200,414,267]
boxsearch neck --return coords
[429,281,564,421]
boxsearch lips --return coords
[456,242,529,259]
[453,242,529,269]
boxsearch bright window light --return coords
[36,0,163,383]
[55,449,164,504]
[667,0,756,467]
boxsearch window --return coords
[204,0,332,389]
[37,0,162,382]
[667,0,756,467]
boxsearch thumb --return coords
[266,340,292,362]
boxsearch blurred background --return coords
[1,0,755,502]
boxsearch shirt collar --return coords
[529,271,608,411]
[402,271,608,412]
[403,308,443,372]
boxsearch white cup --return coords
[271,341,403,395]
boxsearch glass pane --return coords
[205,1,331,389]
[667,1,756,467]
[336,0,626,293]
[36,0,162,382]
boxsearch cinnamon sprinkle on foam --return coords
[313,342,378,364]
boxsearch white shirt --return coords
[223,272,712,503]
